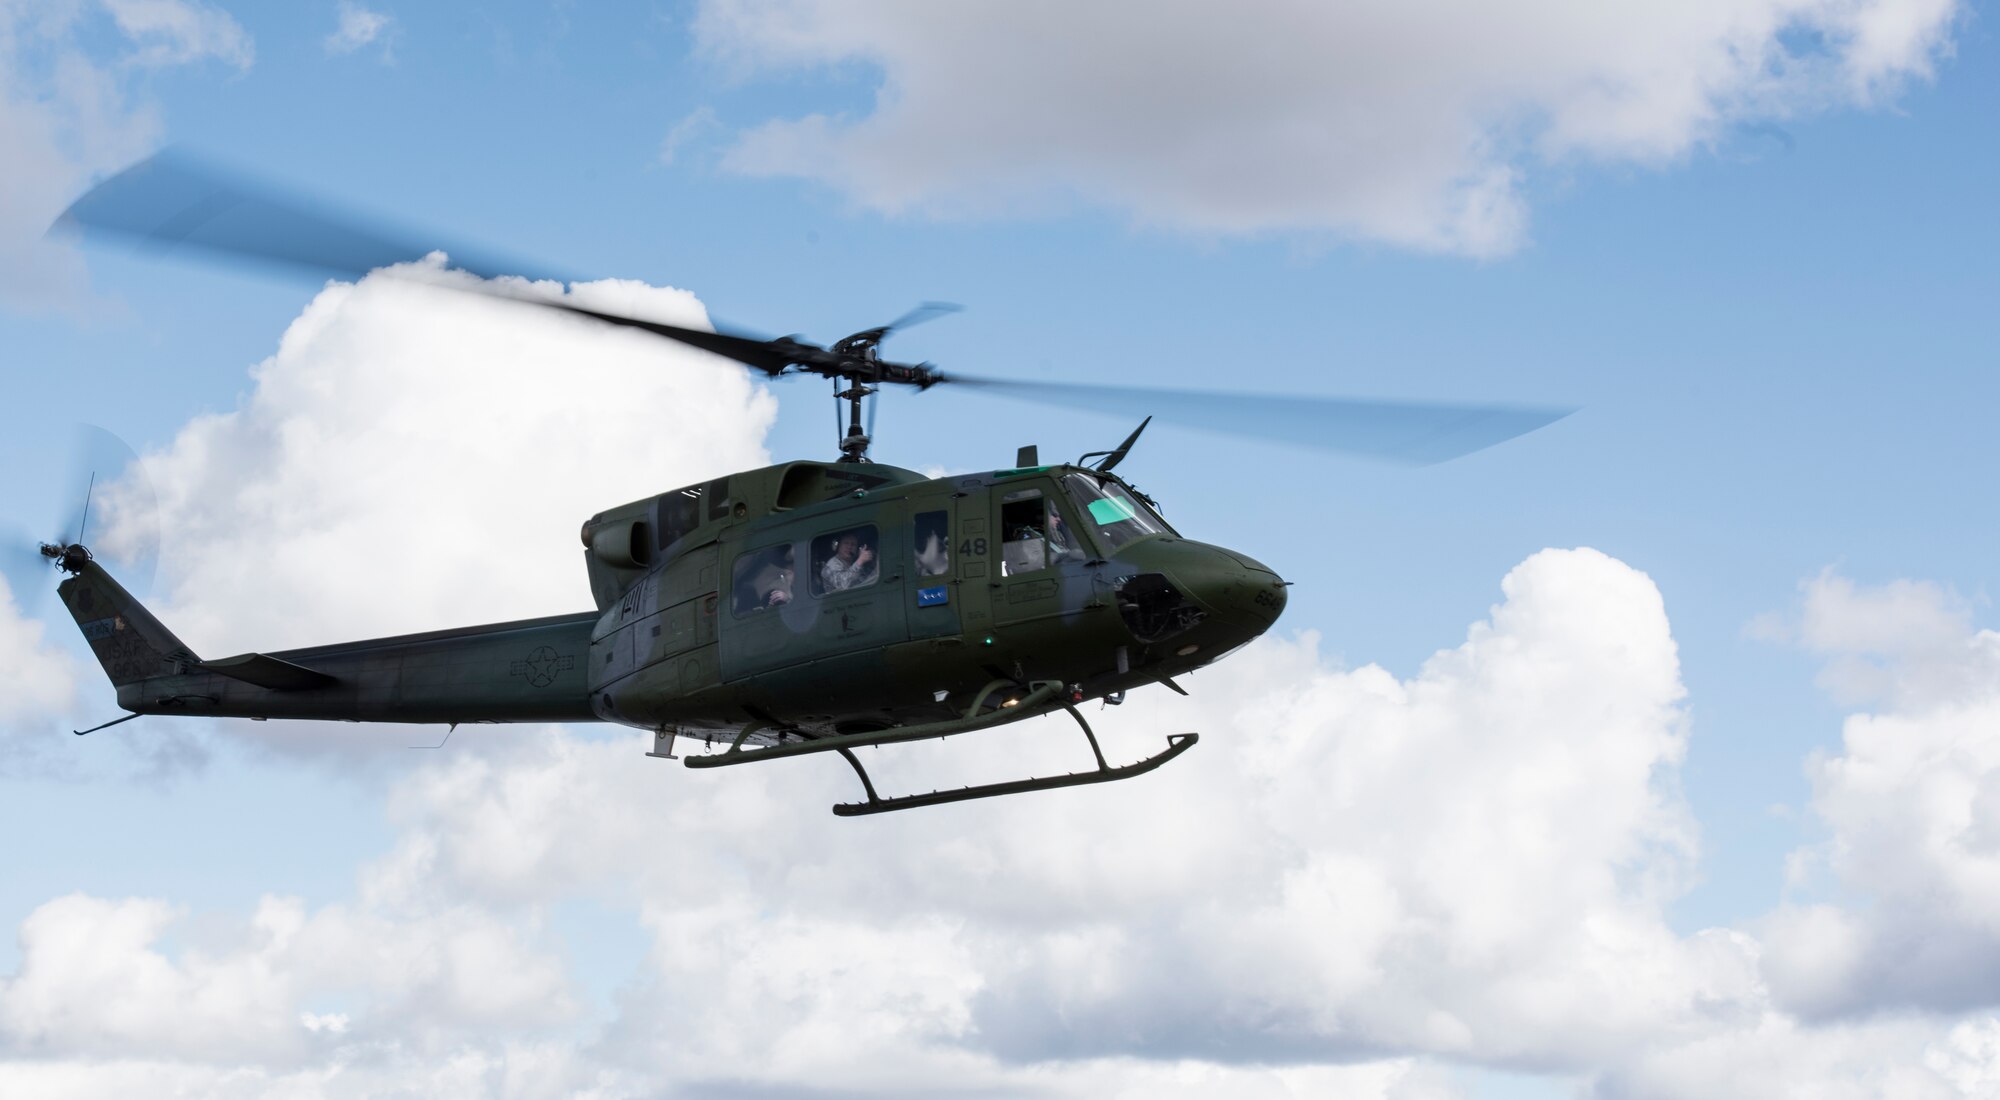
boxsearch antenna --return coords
[76,472,97,545]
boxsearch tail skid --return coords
[73,712,143,736]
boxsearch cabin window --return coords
[731,544,797,615]
[999,489,1083,576]
[914,510,950,576]
[705,476,731,521]
[1060,473,1169,552]
[811,525,880,596]
[657,485,704,551]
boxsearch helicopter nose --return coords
[1117,540,1287,643]
[1194,546,1288,632]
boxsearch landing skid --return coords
[831,724,1197,817]
[680,678,1198,815]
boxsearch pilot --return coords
[1012,509,1081,564]
[1047,509,1081,560]
[821,531,877,591]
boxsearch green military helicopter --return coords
[32,153,1569,815]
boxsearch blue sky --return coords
[4,2,2000,1097]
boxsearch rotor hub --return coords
[39,542,92,574]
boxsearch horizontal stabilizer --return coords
[198,653,336,691]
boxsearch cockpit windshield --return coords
[1061,472,1172,551]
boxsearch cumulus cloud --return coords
[0,573,82,771]
[19,267,2000,1092]
[692,0,1963,255]
[1794,570,1996,709]
[0,1055,609,1100]
[323,1,391,58]
[0,0,251,306]
[300,549,1743,1086]
[1598,1013,2000,1100]
[12,546,2000,1095]
[0,891,583,1084]
[0,575,77,726]
[1760,572,2000,1019]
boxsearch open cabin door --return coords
[990,478,1084,634]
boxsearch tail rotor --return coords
[2,426,158,615]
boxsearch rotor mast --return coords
[822,319,944,462]
[833,380,875,462]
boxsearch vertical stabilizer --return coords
[57,557,198,686]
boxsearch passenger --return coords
[749,546,795,609]
[821,531,877,591]
[915,529,949,576]
[765,547,795,607]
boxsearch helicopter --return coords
[29,152,1571,816]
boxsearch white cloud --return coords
[0,0,251,307]
[99,0,252,69]
[0,567,85,772]
[1838,0,1962,94]
[323,1,390,58]
[13,546,2000,1095]
[1793,570,1997,709]
[21,267,2000,1093]
[0,1050,614,1100]
[0,891,575,1064]
[1597,1013,2000,1099]
[1760,572,2000,1019]
[0,574,77,727]
[691,0,1963,256]
[366,548,1746,1084]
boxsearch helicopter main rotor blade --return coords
[55,148,558,285]
[939,375,1573,465]
[884,301,962,335]
[55,151,1575,467]
[55,150,812,376]
[534,303,808,377]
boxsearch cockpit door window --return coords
[1060,473,1170,551]
[999,488,1084,576]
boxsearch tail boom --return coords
[60,558,597,725]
